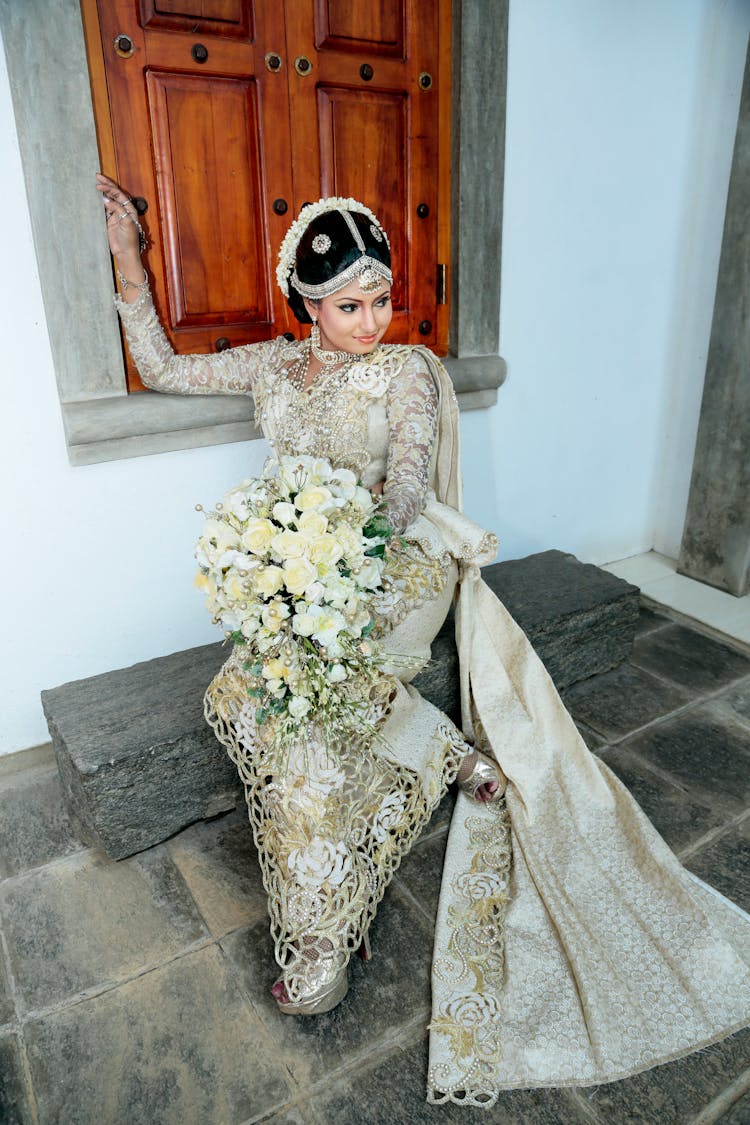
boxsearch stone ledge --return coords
[41,550,638,859]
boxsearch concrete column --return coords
[678,41,750,597]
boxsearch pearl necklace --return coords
[288,339,353,393]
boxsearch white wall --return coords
[1,0,748,756]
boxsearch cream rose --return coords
[271,529,308,559]
[222,568,251,603]
[295,485,334,512]
[355,557,383,590]
[309,535,344,567]
[297,511,328,539]
[335,523,364,562]
[241,518,276,555]
[283,556,318,596]
[254,565,285,598]
[291,609,316,637]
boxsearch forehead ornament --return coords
[312,233,331,254]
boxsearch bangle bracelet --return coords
[116,266,149,293]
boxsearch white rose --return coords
[240,615,260,639]
[335,523,365,562]
[283,556,318,596]
[309,605,346,649]
[200,518,240,565]
[327,663,348,683]
[355,557,383,590]
[352,486,375,514]
[288,695,312,719]
[309,535,344,567]
[225,487,252,521]
[272,501,297,527]
[241,518,276,555]
[296,485,334,512]
[271,529,308,559]
[261,600,291,631]
[329,468,357,499]
[254,565,285,598]
[297,511,328,539]
[372,792,406,843]
[291,610,317,637]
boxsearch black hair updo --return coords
[285,208,392,324]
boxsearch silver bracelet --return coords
[116,266,149,293]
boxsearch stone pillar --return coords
[678,41,750,597]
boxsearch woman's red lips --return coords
[356,334,377,342]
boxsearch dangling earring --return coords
[310,317,321,350]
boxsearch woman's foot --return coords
[271,960,348,1015]
[457,750,506,802]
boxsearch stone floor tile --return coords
[259,1106,319,1125]
[24,945,291,1125]
[710,677,750,730]
[0,846,208,1013]
[562,663,690,740]
[621,706,750,818]
[167,810,268,937]
[686,818,750,913]
[632,624,750,695]
[635,606,671,637]
[220,886,433,1086]
[396,830,448,923]
[423,788,457,837]
[574,721,606,751]
[0,1033,32,1125]
[309,1036,591,1123]
[0,765,84,879]
[600,746,728,853]
[579,1027,750,1125]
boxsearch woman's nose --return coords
[359,305,377,332]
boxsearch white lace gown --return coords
[117,291,750,1108]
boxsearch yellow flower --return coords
[283,556,318,596]
[223,568,251,603]
[241,518,276,555]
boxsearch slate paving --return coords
[1,604,749,1123]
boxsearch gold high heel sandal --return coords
[457,749,506,802]
[273,932,372,1016]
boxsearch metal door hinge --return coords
[436,263,447,305]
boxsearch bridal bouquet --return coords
[195,455,395,753]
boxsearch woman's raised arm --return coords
[95,172,278,395]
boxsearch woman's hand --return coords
[95,172,143,262]
[371,481,385,496]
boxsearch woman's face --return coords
[305,281,393,355]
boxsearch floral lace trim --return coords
[428,800,512,1107]
[371,537,451,634]
[204,654,467,999]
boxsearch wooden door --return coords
[81,0,450,391]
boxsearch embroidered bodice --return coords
[116,290,438,533]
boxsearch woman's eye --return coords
[375,296,391,307]
[337,304,357,313]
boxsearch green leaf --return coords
[255,707,269,724]
[361,620,375,636]
[365,543,385,558]
[230,630,246,645]
[246,687,265,698]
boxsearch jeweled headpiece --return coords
[277,197,392,322]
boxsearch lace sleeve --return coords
[114,285,279,394]
[384,351,439,533]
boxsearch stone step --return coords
[41,550,638,860]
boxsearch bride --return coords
[96,172,750,1108]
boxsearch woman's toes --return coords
[271,980,288,1003]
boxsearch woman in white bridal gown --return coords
[97,173,750,1107]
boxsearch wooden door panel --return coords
[317,86,407,312]
[314,0,405,57]
[140,0,253,38]
[147,71,268,327]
